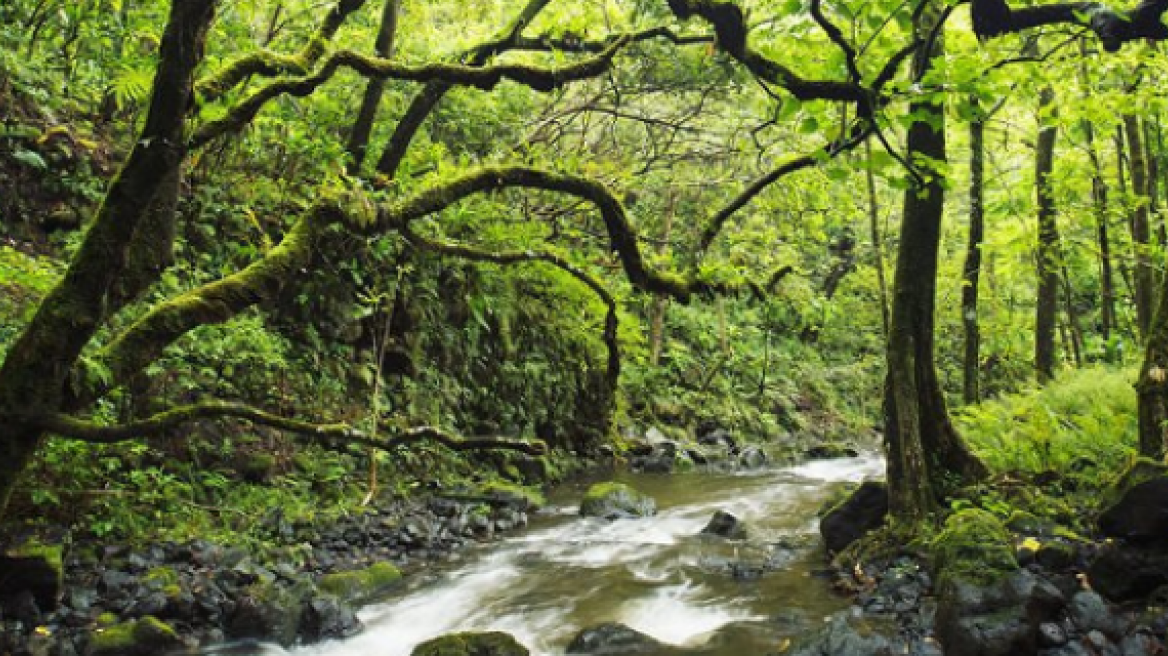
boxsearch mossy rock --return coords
[931,509,1018,587]
[88,616,184,656]
[411,631,529,656]
[579,482,656,519]
[1103,456,1168,504]
[318,562,402,601]
[476,481,545,510]
[1,539,64,610]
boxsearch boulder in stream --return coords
[411,631,530,656]
[566,622,670,654]
[700,510,749,540]
[579,482,656,519]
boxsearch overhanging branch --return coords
[190,38,629,148]
[23,402,546,455]
[971,0,1168,51]
[195,0,368,103]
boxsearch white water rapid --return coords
[293,453,884,656]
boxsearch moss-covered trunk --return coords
[0,0,215,519]
[884,7,986,522]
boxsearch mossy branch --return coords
[22,401,546,456]
[195,0,367,103]
[400,222,621,386]
[373,166,762,303]
[82,202,342,405]
[191,38,629,149]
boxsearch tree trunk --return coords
[1083,117,1116,344]
[345,0,400,174]
[963,110,986,403]
[884,7,987,522]
[649,194,676,366]
[0,0,216,517]
[1123,116,1155,338]
[1035,86,1060,382]
[1137,282,1168,458]
[867,142,891,338]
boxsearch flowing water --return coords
[292,454,883,656]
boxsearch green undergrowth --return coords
[0,245,63,358]
[956,365,1137,476]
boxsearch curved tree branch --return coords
[195,0,368,103]
[190,38,630,149]
[666,0,867,103]
[23,401,546,456]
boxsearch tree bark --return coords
[884,6,987,522]
[963,109,986,403]
[0,0,217,517]
[1035,85,1060,382]
[346,0,400,174]
[1083,116,1116,344]
[1123,115,1155,339]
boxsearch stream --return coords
[292,453,884,655]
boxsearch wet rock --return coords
[935,569,1065,656]
[697,427,737,451]
[700,510,749,540]
[0,553,61,612]
[566,622,668,654]
[225,580,313,646]
[1068,590,1128,640]
[629,453,674,474]
[579,482,656,519]
[787,615,894,656]
[819,481,888,554]
[738,446,767,469]
[1087,543,1168,602]
[803,443,860,460]
[299,595,362,641]
[412,631,530,655]
[1099,477,1168,542]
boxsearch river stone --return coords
[738,446,767,469]
[819,480,888,554]
[0,551,62,612]
[934,569,1064,656]
[804,443,860,460]
[700,510,749,540]
[566,622,668,654]
[1068,590,1128,640]
[787,615,894,656]
[1087,543,1168,602]
[579,482,656,519]
[411,631,529,655]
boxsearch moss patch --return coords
[579,481,656,518]
[318,562,402,601]
[89,616,183,656]
[411,631,530,656]
[931,509,1017,587]
[476,481,545,510]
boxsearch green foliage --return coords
[956,366,1138,475]
[930,509,1017,587]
